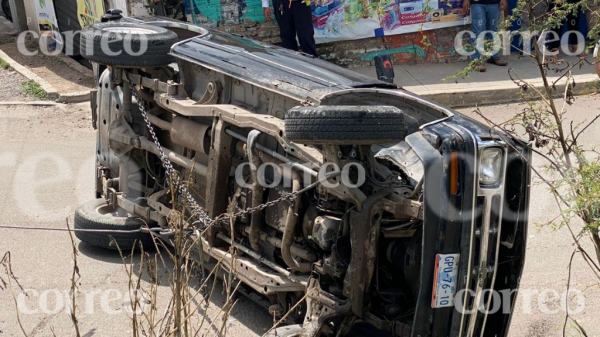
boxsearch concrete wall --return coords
[216,18,468,67]
[22,0,38,32]
[119,0,467,66]
[108,0,147,16]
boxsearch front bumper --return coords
[410,119,531,337]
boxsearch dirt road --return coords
[0,102,273,336]
[0,95,599,336]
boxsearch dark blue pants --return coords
[273,0,317,57]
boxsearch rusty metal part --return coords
[343,190,392,318]
[145,113,212,155]
[320,145,367,210]
[301,278,351,337]
[380,196,423,220]
[311,215,341,251]
[203,118,235,244]
[226,129,317,180]
[242,227,316,262]
[170,116,211,155]
[247,129,264,254]
[147,189,171,217]
[363,312,411,337]
[126,72,179,96]
[127,74,214,228]
[192,234,307,295]
[195,81,222,105]
[90,89,98,129]
[281,170,312,273]
[235,140,246,154]
[146,113,171,130]
[116,194,167,227]
[215,233,307,287]
[153,94,323,165]
[137,137,208,176]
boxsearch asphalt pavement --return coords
[1,95,600,336]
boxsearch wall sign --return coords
[77,0,105,27]
[34,0,63,49]
[311,0,471,42]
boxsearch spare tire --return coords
[74,199,158,251]
[80,23,178,67]
[284,105,410,145]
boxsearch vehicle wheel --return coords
[74,199,158,251]
[284,105,411,145]
[264,324,303,337]
[1,0,12,22]
[80,23,178,67]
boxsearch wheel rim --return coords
[94,203,128,218]
[103,27,160,35]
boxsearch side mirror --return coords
[374,54,395,84]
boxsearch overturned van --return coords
[75,16,532,337]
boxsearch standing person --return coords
[462,0,508,72]
[546,0,587,61]
[263,0,318,57]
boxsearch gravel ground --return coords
[0,95,599,337]
[0,42,96,94]
[0,67,35,102]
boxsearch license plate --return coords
[431,253,460,308]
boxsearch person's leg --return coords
[485,3,507,65]
[291,1,317,56]
[273,0,299,51]
[565,10,586,55]
[470,4,486,65]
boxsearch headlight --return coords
[479,148,502,185]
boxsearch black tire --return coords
[284,105,410,145]
[264,324,303,337]
[80,23,178,67]
[74,199,157,251]
[1,0,11,22]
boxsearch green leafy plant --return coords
[0,57,11,70]
[21,80,47,100]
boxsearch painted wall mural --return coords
[185,0,470,43]
[77,0,105,27]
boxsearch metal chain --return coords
[126,74,213,228]
[125,73,303,229]
[199,190,300,227]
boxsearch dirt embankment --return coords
[0,42,95,94]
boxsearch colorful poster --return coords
[185,0,471,44]
[35,0,63,48]
[77,0,105,27]
[311,0,471,43]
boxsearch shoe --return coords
[472,60,486,72]
[488,57,508,66]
